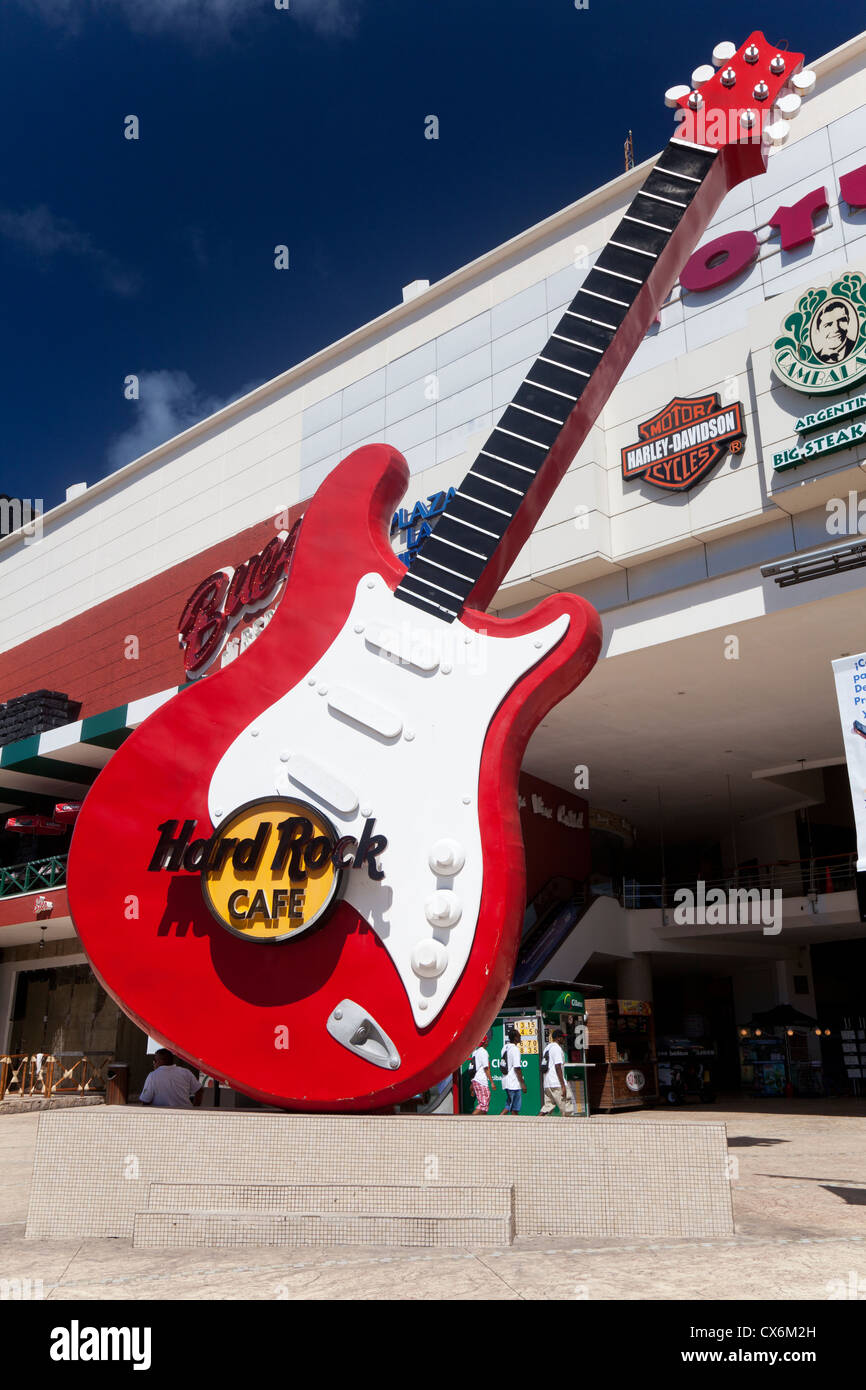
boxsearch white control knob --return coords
[428,838,465,875]
[791,69,816,97]
[711,41,736,67]
[425,891,462,929]
[663,84,690,108]
[411,939,448,979]
[776,92,801,120]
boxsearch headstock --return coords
[664,32,816,185]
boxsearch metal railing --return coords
[0,1052,113,1100]
[0,854,67,900]
[622,852,859,909]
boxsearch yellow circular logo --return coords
[201,797,346,943]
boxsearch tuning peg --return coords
[791,68,817,96]
[720,67,737,88]
[769,54,787,76]
[691,64,715,88]
[753,81,770,101]
[712,41,736,67]
[744,44,760,65]
[739,110,758,131]
[664,84,691,108]
[776,92,802,120]
[763,120,790,148]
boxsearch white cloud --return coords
[0,205,140,296]
[106,369,255,469]
[12,0,360,38]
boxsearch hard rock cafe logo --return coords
[772,272,866,396]
[148,798,387,943]
[620,394,746,492]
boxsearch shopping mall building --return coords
[1,28,865,1106]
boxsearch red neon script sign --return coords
[178,522,300,678]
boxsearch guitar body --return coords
[68,444,601,1109]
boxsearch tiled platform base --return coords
[26,1112,733,1244]
[134,1184,514,1248]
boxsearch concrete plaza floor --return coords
[1,1099,864,1300]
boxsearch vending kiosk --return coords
[458,979,601,1115]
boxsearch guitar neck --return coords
[394,135,736,621]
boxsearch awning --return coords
[0,687,181,813]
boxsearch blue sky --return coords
[1,0,861,511]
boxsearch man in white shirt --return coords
[501,1028,527,1115]
[469,1035,493,1114]
[139,1049,203,1109]
[540,1029,574,1115]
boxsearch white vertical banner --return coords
[832,653,866,873]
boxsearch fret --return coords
[624,212,669,232]
[537,355,589,377]
[573,286,631,319]
[561,311,617,345]
[442,511,500,540]
[515,374,578,415]
[654,164,702,184]
[448,494,512,537]
[498,403,562,448]
[415,552,476,581]
[469,470,523,495]
[479,449,535,475]
[459,474,523,512]
[494,425,549,453]
[594,243,656,287]
[454,488,512,519]
[427,530,489,564]
[620,217,671,256]
[551,332,603,354]
[396,581,460,619]
[529,357,592,400]
[661,141,718,177]
[510,399,568,426]
[608,238,657,260]
[640,189,689,209]
[671,135,718,158]
[629,192,681,231]
[643,166,703,205]
[540,337,604,378]
[405,569,466,602]
[431,515,497,557]
[516,377,578,407]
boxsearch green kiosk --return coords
[458,979,601,1116]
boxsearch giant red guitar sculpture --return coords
[69,35,814,1109]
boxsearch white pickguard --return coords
[208,573,568,1026]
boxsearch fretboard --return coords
[394,137,728,621]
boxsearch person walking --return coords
[501,1027,527,1115]
[540,1028,574,1115]
[469,1035,493,1114]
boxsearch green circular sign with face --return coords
[773,271,866,396]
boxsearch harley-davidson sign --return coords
[621,394,746,492]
